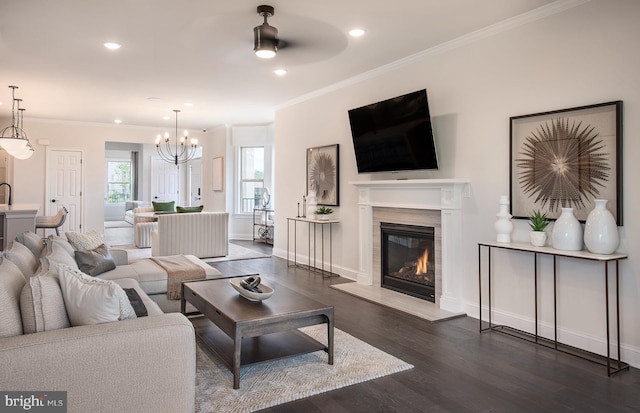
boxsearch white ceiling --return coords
[0,0,557,130]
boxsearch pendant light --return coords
[0,86,31,156]
[155,109,198,165]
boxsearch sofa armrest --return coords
[110,248,129,265]
[0,313,195,413]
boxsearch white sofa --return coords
[0,232,219,412]
[152,212,229,259]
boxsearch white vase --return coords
[530,231,547,247]
[551,207,583,251]
[306,190,317,219]
[316,214,331,221]
[584,199,619,254]
[494,195,513,243]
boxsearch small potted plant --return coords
[529,210,549,247]
[314,206,334,221]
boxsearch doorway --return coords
[45,148,83,233]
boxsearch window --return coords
[106,161,132,203]
[238,146,264,213]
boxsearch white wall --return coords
[274,0,640,366]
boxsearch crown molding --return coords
[276,0,590,111]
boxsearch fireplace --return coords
[381,222,435,302]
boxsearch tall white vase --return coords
[551,207,583,251]
[584,199,619,254]
[494,195,513,243]
[306,190,317,220]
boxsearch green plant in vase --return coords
[529,210,549,247]
[314,206,334,221]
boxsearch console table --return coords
[253,208,274,245]
[286,217,339,278]
[478,241,629,376]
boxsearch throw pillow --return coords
[123,288,148,317]
[20,266,70,334]
[41,243,79,271]
[3,241,38,279]
[152,201,175,212]
[66,230,106,251]
[45,235,76,258]
[0,258,27,337]
[15,231,45,257]
[75,243,116,276]
[58,264,137,327]
[176,205,204,213]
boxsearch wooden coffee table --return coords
[181,277,334,389]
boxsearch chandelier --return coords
[155,109,198,165]
[0,86,34,160]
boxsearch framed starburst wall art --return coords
[307,144,339,206]
[510,101,623,224]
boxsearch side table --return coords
[286,217,339,278]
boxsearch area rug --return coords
[195,325,413,413]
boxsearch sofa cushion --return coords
[42,243,79,271]
[75,243,116,276]
[15,231,45,257]
[3,241,38,279]
[152,201,175,212]
[45,235,76,258]
[66,230,106,251]
[0,258,27,337]
[176,205,204,213]
[98,255,222,295]
[20,266,70,334]
[58,264,137,326]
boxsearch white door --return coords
[151,158,179,203]
[188,158,202,206]
[46,149,83,233]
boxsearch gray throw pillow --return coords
[74,244,116,276]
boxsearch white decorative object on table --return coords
[306,190,317,220]
[551,207,583,251]
[494,195,513,243]
[584,199,619,254]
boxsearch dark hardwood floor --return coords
[214,241,640,413]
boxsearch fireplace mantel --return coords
[350,179,471,313]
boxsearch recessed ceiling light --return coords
[184,102,193,107]
[104,42,122,50]
[114,119,122,124]
[349,29,365,37]
[147,97,161,101]
[162,116,170,120]
[274,69,287,76]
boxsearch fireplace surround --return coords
[351,179,471,313]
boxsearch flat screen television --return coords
[348,89,438,173]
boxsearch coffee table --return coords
[181,277,334,389]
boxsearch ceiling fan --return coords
[253,5,285,59]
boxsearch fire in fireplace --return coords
[381,222,435,302]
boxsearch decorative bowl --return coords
[229,278,274,301]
